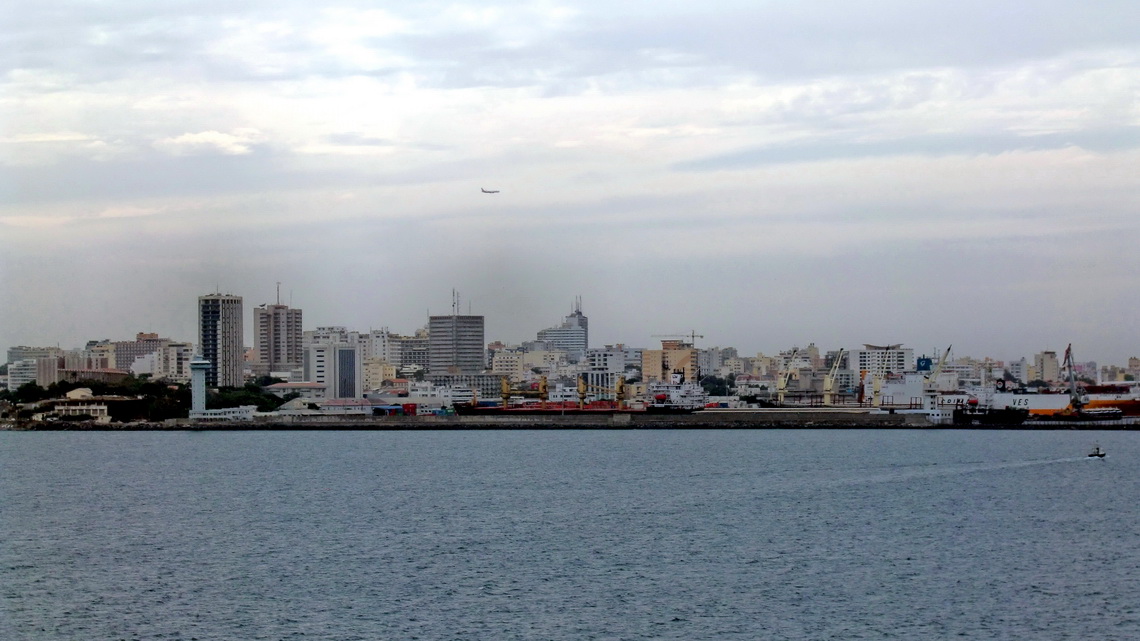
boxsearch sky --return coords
[2,0,1138,365]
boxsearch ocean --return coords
[3,429,1138,640]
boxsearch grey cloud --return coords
[675,127,1140,171]
[324,133,394,147]
[9,0,1137,94]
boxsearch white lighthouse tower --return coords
[190,355,212,418]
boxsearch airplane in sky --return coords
[481,188,499,193]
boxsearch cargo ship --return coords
[455,373,707,415]
[1082,383,1140,416]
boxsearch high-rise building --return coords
[1035,350,1061,383]
[198,293,244,387]
[536,299,589,363]
[428,314,485,375]
[254,303,303,376]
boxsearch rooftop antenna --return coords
[276,282,281,305]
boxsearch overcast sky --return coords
[2,0,1138,365]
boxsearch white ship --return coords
[645,373,708,411]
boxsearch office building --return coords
[303,342,364,398]
[428,315,485,375]
[536,300,588,363]
[198,293,244,387]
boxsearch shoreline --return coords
[5,410,1137,431]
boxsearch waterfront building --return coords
[426,373,499,399]
[428,314,485,375]
[304,342,365,399]
[198,293,244,387]
[264,381,328,400]
[7,359,38,389]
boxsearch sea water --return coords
[3,429,1138,640]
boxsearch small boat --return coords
[1088,445,1106,458]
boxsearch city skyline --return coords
[4,289,1136,370]
[2,1,1138,365]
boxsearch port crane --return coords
[499,376,548,408]
[576,375,627,409]
[923,345,952,392]
[822,348,846,406]
[776,347,800,404]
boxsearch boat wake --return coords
[818,456,1089,489]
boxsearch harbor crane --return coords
[776,347,800,404]
[923,345,952,392]
[822,348,846,406]
[500,376,548,408]
[577,375,627,409]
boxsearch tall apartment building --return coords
[254,303,303,376]
[536,301,588,363]
[1035,350,1061,383]
[198,293,244,387]
[428,315,485,375]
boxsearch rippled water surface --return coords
[3,429,1139,640]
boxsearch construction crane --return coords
[822,348,846,406]
[651,331,704,346]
